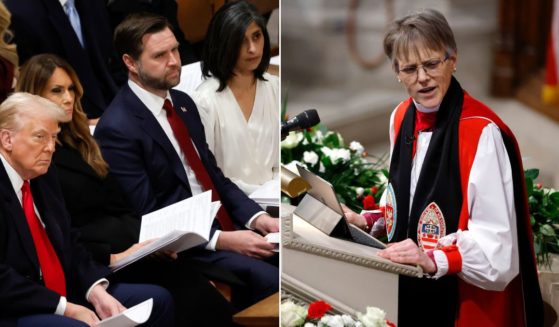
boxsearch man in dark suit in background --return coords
[5,0,122,120]
[94,13,278,309]
[0,93,174,326]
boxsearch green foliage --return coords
[526,168,559,266]
[281,125,388,212]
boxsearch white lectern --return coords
[281,205,422,324]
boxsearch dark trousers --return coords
[188,250,279,310]
[13,283,174,326]
[112,258,235,326]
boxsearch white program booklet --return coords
[98,298,153,327]
[249,179,280,207]
[265,232,280,252]
[110,191,217,272]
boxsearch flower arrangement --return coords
[281,125,388,213]
[525,168,559,266]
[281,299,395,327]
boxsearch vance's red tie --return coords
[163,99,235,231]
[21,180,66,296]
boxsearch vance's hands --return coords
[216,230,276,259]
[251,213,279,235]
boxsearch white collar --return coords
[128,79,172,116]
[413,99,440,113]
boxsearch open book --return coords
[110,191,218,272]
[98,298,152,327]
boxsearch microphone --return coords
[281,109,320,140]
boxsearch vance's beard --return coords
[137,66,181,91]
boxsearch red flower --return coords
[537,183,543,189]
[363,195,376,210]
[307,300,332,320]
[386,320,396,327]
[370,186,378,195]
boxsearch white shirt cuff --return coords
[431,250,449,279]
[246,211,267,230]
[55,296,67,315]
[86,278,109,302]
[205,210,267,251]
[205,230,221,251]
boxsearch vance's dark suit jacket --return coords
[52,145,139,266]
[0,161,108,318]
[5,0,120,118]
[94,85,262,237]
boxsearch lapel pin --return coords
[180,106,187,112]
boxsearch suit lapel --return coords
[122,86,191,190]
[171,94,208,159]
[0,162,39,267]
[43,0,107,111]
[43,0,83,52]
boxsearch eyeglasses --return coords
[398,53,450,82]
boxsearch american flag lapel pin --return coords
[180,106,187,112]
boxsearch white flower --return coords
[282,131,304,149]
[356,187,364,197]
[324,131,344,145]
[319,162,326,173]
[303,151,319,166]
[341,314,357,325]
[285,160,307,173]
[332,149,351,164]
[281,301,307,327]
[357,307,388,327]
[377,172,388,185]
[304,323,317,327]
[319,314,345,327]
[321,147,351,165]
[312,130,324,143]
[349,141,365,155]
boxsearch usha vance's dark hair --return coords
[201,0,271,91]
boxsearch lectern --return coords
[281,205,422,324]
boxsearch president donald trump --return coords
[0,93,174,326]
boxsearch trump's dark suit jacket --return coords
[5,0,121,118]
[0,161,108,319]
[94,85,262,238]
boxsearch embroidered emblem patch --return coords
[417,202,446,251]
[385,183,397,241]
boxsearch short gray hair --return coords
[383,9,457,71]
[0,92,66,131]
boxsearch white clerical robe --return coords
[387,106,519,291]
